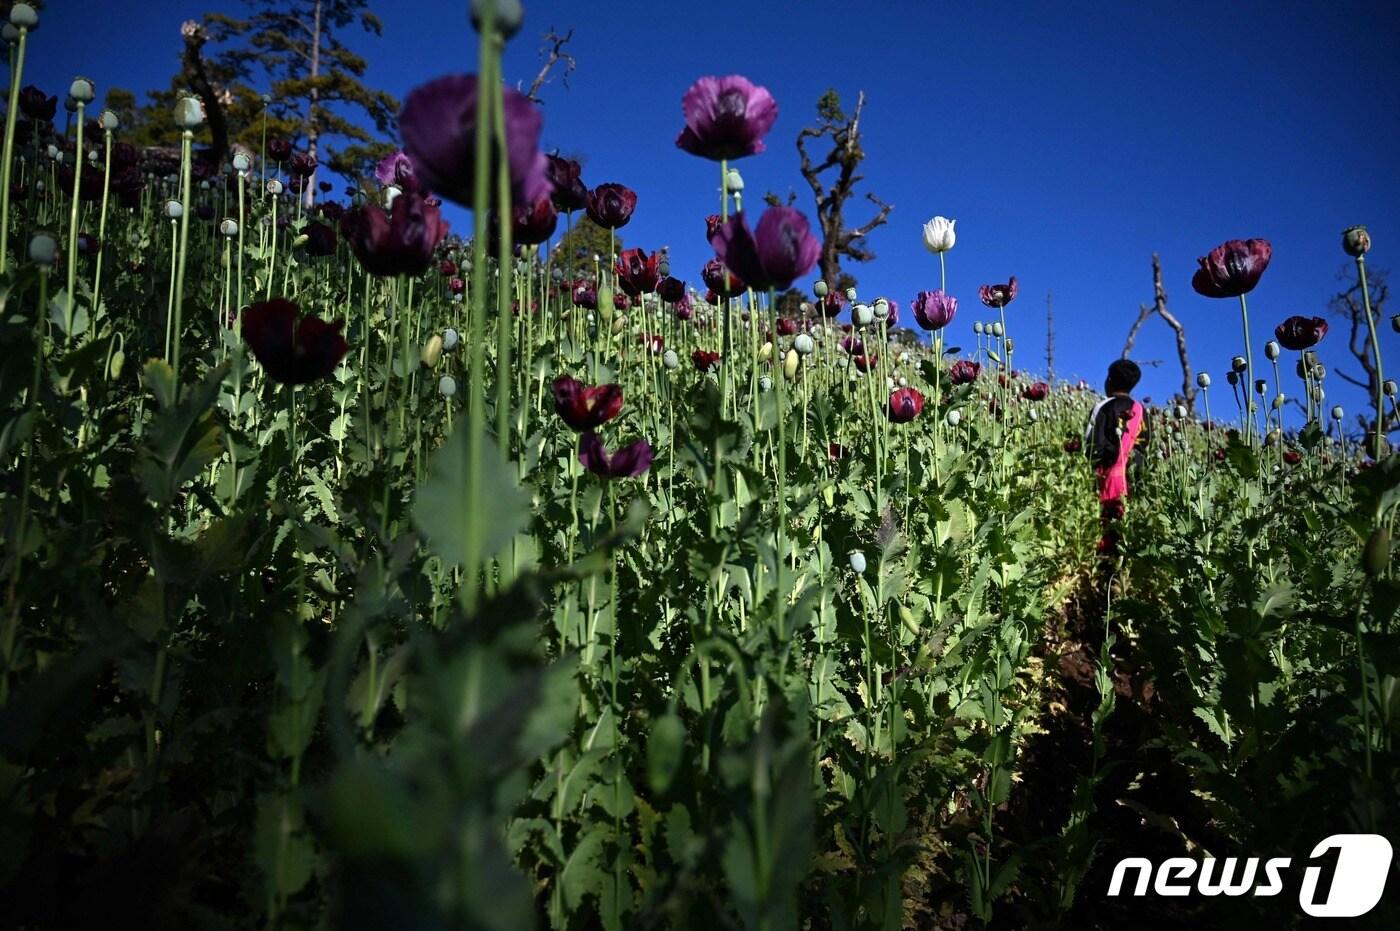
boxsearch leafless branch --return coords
[526,28,576,103]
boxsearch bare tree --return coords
[795,89,893,292]
[1122,253,1196,410]
[1329,263,1393,431]
[1045,290,1055,382]
[524,28,577,103]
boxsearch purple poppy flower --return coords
[1192,239,1272,298]
[571,280,598,309]
[979,277,1018,309]
[399,73,550,210]
[586,183,637,229]
[675,75,779,161]
[615,248,661,297]
[702,257,745,298]
[948,360,981,385]
[546,155,588,212]
[1274,315,1328,350]
[709,207,820,292]
[912,290,957,331]
[578,432,653,480]
[374,149,418,192]
[674,293,695,320]
[340,189,450,277]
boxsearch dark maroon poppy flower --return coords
[571,280,598,309]
[512,194,558,245]
[840,335,866,356]
[439,259,458,277]
[578,432,653,480]
[1021,382,1049,401]
[586,183,637,229]
[341,189,449,277]
[819,292,845,318]
[1283,450,1302,465]
[705,214,724,242]
[240,297,350,385]
[674,294,694,320]
[702,257,745,298]
[709,207,820,292]
[196,204,216,222]
[552,375,623,431]
[657,276,686,303]
[19,86,56,122]
[693,349,721,372]
[288,152,317,178]
[268,138,293,162]
[76,233,101,256]
[888,387,924,423]
[317,201,345,222]
[614,292,630,311]
[912,290,957,331]
[828,443,848,460]
[979,277,1018,308]
[639,333,664,355]
[303,221,337,257]
[399,73,550,209]
[675,75,779,161]
[615,248,661,297]
[1274,315,1328,350]
[1064,438,1082,453]
[948,360,981,385]
[1191,239,1271,298]
[854,354,879,373]
[776,317,798,337]
[546,155,587,212]
[450,276,465,295]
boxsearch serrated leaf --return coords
[413,425,529,570]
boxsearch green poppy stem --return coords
[0,24,29,276]
[1357,256,1385,457]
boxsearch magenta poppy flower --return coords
[702,257,746,298]
[888,387,925,423]
[578,432,653,480]
[341,189,449,278]
[1274,314,1327,350]
[675,74,779,161]
[571,280,598,309]
[912,290,957,331]
[1191,239,1271,298]
[400,73,550,209]
[552,375,623,431]
[615,248,661,297]
[512,195,558,246]
[546,155,588,212]
[374,149,418,192]
[450,277,465,295]
[19,86,56,122]
[948,360,981,385]
[979,277,1018,309]
[884,298,901,327]
[586,183,637,229]
[658,276,686,303]
[693,349,721,372]
[1021,382,1049,401]
[709,207,821,292]
[241,298,350,385]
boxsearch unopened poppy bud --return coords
[848,550,867,574]
[759,375,772,392]
[443,328,460,351]
[470,0,525,39]
[1314,364,1326,380]
[1386,380,1398,398]
[612,313,628,333]
[813,280,828,297]
[420,334,444,368]
[1342,225,1371,258]
[291,234,311,249]
[725,168,744,192]
[1028,407,1039,421]
[28,231,57,266]
[1005,338,1015,352]
[758,340,773,362]
[219,218,238,237]
[100,109,118,131]
[898,376,908,387]
[109,350,125,379]
[1231,355,1247,373]
[261,93,272,106]
[852,303,874,327]
[1302,350,1319,368]
[1363,526,1390,577]
[232,152,251,172]
[794,333,814,355]
[1196,372,1211,388]
[1254,379,1267,396]
[1265,427,1280,445]
[784,348,800,380]
[1331,405,1344,421]
[164,200,182,219]
[845,287,857,302]
[173,95,205,129]
[45,144,57,160]
[947,409,962,426]
[9,4,38,28]
[1264,340,1280,360]
[267,179,282,195]
[1272,394,1286,410]
[69,77,95,104]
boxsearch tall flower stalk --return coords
[0,8,33,275]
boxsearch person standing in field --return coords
[1084,359,1149,554]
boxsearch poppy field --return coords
[1,3,1397,928]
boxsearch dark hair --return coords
[1105,358,1141,394]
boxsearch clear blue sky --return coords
[26,0,1400,424]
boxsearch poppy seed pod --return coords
[1005,338,1015,352]
[439,375,457,397]
[662,349,679,370]
[1386,380,1398,398]
[1264,340,1280,360]
[27,231,57,266]
[1314,365,1326,381]
[219,218,238,238]
[990,321,1003,337]
[874,298,890,320]
[1342,225,1371,258]
[848,551,867,574]
[1231,355,1247,374]
[973,321,984,335]
[267,179,282,195]
[469,0,525,39]
[783,348,800,380]
[109,350,125,380]
[99,109,118,131]
[845,287,858,302]
[852,303,874,327]
[1197,372,1211,388]
[1265,428,1280,446]
[1226,371,1239,386]
[1028,407,1039,421]
[814,279,828,297]
[947,409,962,426]
[421,334,444,368]
[1391,314,1400,334]
[9,4,38,28]
[1272,394,1286,410]
[725,168,744,192]
[1254,379,1267,395]
[232,152,251,172]
[759,375,772,392]
[443,328,460,351]
[1332,405,1344,421]
[164,200,183,219]
[794,333,814,355]
[69,77,96,104]
[173,95,205,129]
[2,24,16,42]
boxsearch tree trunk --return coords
[304,0,322,209]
